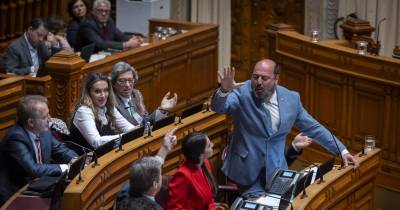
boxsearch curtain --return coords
[191,0,231,77]
[338,0,400,57]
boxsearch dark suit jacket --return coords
[115,184,163,210]
[115,90,158,126]
[0,124,77,204]
[66,18,82,50]
[165,160,216,210]
[76,16,129,51]
[4,34,51,76]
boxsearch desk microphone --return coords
[65,141,99,168]
[115,134,124,152]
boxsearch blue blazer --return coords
[0,124,77,204]
[211,81,346,186]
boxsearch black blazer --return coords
[76,16,129,51]
[0,124,77,204]
[4,34,51,76]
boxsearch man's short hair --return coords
[30,17,48,30]
[17,95,48,126]
[93,0,111,9]
[274,63,280,75]
[109,61,139,85]
[129,157,162,196]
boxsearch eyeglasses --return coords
[95,9,110,14]
[116,78,134,85]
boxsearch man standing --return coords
[109,61,177,126]
[211,59,359,196]
[0,95,77,204]
[4,18,51,77]
[76,0,142,51]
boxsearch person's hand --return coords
[163,127,178,152]
[124,36,143,49]
[160,92,178,111]
[343,153,359,168]
[293,133,312,150]
[218,66,244,93]
[46,32,58,46]
[30,64,39,77]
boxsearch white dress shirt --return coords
[24,33,39,74]
[73,106,137,148]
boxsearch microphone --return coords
[65,141,99,168]
[115,133,124,152]
[328,130,345,169]
[144,121,153,139]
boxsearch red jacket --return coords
[165,160,216,210]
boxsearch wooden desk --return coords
[267,28,400,192]
[61,110,229,210]
[292,149,381,210]
[46,19,218,123]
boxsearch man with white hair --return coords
[109,61,178,126]
[76,0,142,51]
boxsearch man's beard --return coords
[253,84,276,100]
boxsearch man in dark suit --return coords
[76,0,143,51]
[4,18,51,77]
[109,62,177,126]
[115,128,178,210]
[0,95,77,205]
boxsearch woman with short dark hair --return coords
[66,0,90,49]
[165,132,217,210]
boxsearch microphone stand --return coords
[76,152,86,184]
[65,141,99,168]
[115,133,124,152]
[329,130,345,170]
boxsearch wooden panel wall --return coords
[0,0,69,70]
[274,30,400,192]
[231,0,305,82]
[0,77,25,139]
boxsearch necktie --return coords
[34,136,42,164]
[127,100,136,117]
[262,103,273,136]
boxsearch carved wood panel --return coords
[231,0,305,82]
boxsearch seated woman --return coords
[69,71,137,154]
[46,16,73,52]
[165,132,218,210]
[66,0,90,49]
[165,132,312,210]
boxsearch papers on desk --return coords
[304,166,318,184]
[254,194,281,208]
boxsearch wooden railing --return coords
[0,76,25,139]
[62,110,229,210]
[46,19,218,124]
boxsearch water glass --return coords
[310,30,320,43]
[364,135,375,152]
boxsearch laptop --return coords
[153,114,176,131]
[120,126,145,146]
[80,43,96,62]
[181,103,204,119]
[95,138,119,158]
[66,155,86,181]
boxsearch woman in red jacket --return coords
[165,132,217,210]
